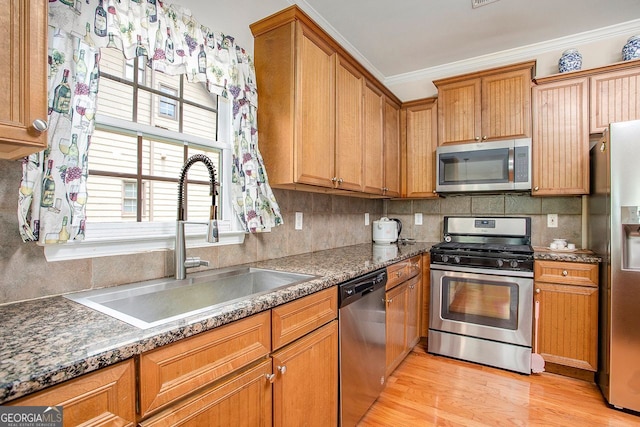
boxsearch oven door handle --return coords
[430,263,533,278]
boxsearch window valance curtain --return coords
[18,0,283,244]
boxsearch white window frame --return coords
[122,180,139,216]
[44,97,246,262]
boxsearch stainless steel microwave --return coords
[435,138,531,193]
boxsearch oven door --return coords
[429,265,533,347]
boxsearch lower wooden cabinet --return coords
[7,360,136,427]
[534,260,599,372]
[271,321,339,427]
[140,360,273,427]
[386,270,421,376]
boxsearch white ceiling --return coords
[296,0,640,78]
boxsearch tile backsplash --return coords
[0,158,583,305]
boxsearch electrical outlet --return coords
[364,213,370,226]
[547,214,558,228]
[415,213,423,225]
[295,212,303,230]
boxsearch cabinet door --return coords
[335,56,363,191]
[481,68,532,141]
[363,79,384,195]
[383,97,401,197]
[532,78,589,195]
[590,67,640,134]
[0,0,48,159]
[272,321,338,427]
[437,78,481,145]
[140,360,272,427]
[404,99,438,198]
[406,274,422,350]
[385,282,407,376]
[535,282,598,371]
[295,24,336,188]
[8,360,136,427]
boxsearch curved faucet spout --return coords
[175,154,219,280]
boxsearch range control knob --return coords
[454,256,461,264]
[497,259,504,268]
[444,234,452,243]
[510,260,519,269]
[442,255,449,263]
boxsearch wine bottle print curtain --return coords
[18,0,283,244]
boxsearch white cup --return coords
[567,243,576,250]
[550,242,558,250]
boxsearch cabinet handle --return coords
[562,270,568,276]
[277,365,287,375]
[338,178,344,184]
[331,177,338,183]
[534,186,539,191]
[536,288,540,294]
[409,284,415,290]
[32,119,48,132]
[386,298,393,305]
[475,136,480,141]
[482,135,488,141]
[265,373,276,383]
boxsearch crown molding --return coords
[289,0,640,87]
[386,18,640,86]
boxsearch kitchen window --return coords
[44,47,243,261]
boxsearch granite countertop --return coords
[0,242,431,404]
[533,246,601,264]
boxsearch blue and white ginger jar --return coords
[622,35,640,61]
[558,49,582,73]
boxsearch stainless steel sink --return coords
[64,267,318,329]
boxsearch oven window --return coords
[441,277,518,330]
[439,148,509,185]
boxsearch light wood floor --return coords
[359,342,640,427]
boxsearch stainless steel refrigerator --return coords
[588,119,640,413]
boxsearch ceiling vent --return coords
[472,0,500,8]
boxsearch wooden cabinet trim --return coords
[8,360,136,427]
[139,312,271,418]
[272,287,338,350]
[533,59,640,85]
[434,60,537,87]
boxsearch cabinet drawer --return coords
[272,287,337,350]
[139,312,270,418]
[386,255,422,290]
[534,260,598,287]
[7,360,136,427]
[140,359,272,427]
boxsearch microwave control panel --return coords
[514,146,529,183]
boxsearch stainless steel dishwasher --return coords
[339,268,387,427]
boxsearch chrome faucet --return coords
[175,154,219,280]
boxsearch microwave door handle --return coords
[508,147,515,182]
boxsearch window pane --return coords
[147,180,178,222]
[89,129,138,174]
[183,103,217,139]
[185,148,220,183]
[141,138,184,178]
[97,78,134,121]
[187,183,213,220]
[86,175,135,222]
[99,48,127,78]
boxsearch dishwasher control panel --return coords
[338,269,387,307]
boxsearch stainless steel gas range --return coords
[428,216,534,374]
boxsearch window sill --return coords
[43,221,246,262]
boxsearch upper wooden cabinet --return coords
[532,77,590,195]
[0,0,48,159]
[363,79,385,195]
[383,97,401,197]
[434,61,535,145]
[590,64,640,134]
[402,98,438,198]
[251,6,402,197]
